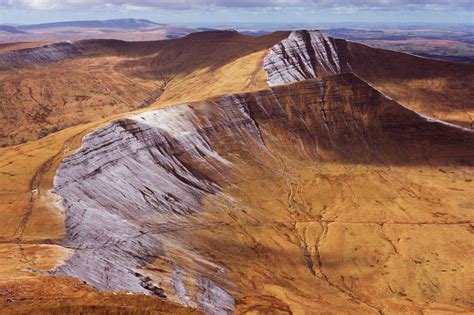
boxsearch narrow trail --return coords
[246,51,266,89]
[13,132,85,242]
[13,158,51,241]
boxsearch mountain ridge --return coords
[16,18,165,30]
[0,28,472,314]
[50,73,473,313]
[0,29,471,148]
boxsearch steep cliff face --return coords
[263,30,343,85]
[264,29,474,128]
[53,105,239,314]
[52,74,474,314]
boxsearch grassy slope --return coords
[0,31,289,146]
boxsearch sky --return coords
[0,0,473,25]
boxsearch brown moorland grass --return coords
[0,31,289,147]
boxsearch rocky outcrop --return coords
[263,30,344,86]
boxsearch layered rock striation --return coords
[263,30,343,86]
[53,105,239,314]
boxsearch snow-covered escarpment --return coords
[263,30,344,86]
[52,98,276,314]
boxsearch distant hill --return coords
[0,25,27,34]
[0,19,203,43]
[18,18,164,30]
